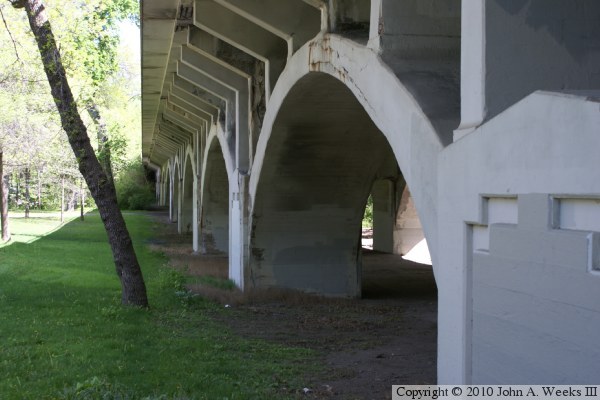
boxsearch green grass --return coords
[0,211,313,399]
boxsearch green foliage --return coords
[198,276,237,291]
[157,266,186,291]
[362,194,373,228]
[0,0,142,213]
[60,376,136,400]
[115,159,155,210]
[0,212,313,399]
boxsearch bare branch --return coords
[0,5,20,61]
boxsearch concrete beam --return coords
[158,122,192,146]
[168,93,213,127]
[163,107,199,135]
[193,0,287,96]
[167,97,211,132]
[171,86,220,124]
[181,44,251,172]
[177,61,235,133]
[213,0,320,53]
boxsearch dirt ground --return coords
[146,211,437,400]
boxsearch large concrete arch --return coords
[250,35,444,271]
[250,72,413,297]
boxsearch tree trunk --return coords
[60,174,64,223]
[68,186,76,211]
[24,167,30,218]
[86,104,114,186]
[15,171,19,205]
[0,149,10,242]
[80,178,84,221]
[15,0,148,307]
[37,168,42,209]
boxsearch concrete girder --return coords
[159,116,191,146]
[156,126,189,149]
[193,0,287,97]
[180,45,251,172]
[177,61,235,137]
[176,62,236,172]
[166,99,209,134]
[153,130,181,150]
[148,148,170,166]
[172,75,226,112]
[212,0,321,54]
[163,107,200,135]
[167,93,213,130]
[170,86,219,124]
[161,29,190,104]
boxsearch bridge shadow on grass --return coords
[0,210,312,399]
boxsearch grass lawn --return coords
[0,211,313,399]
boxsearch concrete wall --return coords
[439,91,600,384]
[458,0,600,138]
[375,0,461,57]
[472,195,600,383]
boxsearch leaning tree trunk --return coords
[0,148,10,242]
[14,0,148,307]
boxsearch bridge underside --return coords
[142,0,600,385]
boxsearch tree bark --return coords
[24,167,30,218]
[0,149,10,242]
[37,168,42,209]
[15,0,148,307]
[86,104,114,187]
[80,178,84,221]
[60,174,64,223]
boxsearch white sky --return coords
[119,20,140,61]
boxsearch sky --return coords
[119,20,141,62]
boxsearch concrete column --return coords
[192,174,199,252]
[372,179,394,253]
[393,186,425,256]
[168,168,174,221]
[177,176,182,233]
[229,170,246,288]
[454,0,486,140]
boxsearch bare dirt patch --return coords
[147,211,437,399]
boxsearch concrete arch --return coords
[181,145,196,236]
[199,132,231,254]
[166,159,175,220]
[250,34,444,272]
[204,127,235,182]
[172,154,182,226]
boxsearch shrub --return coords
[115,159,155,210]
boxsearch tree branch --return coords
[0,5,20,62]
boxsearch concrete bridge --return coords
[141,0,600,384]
